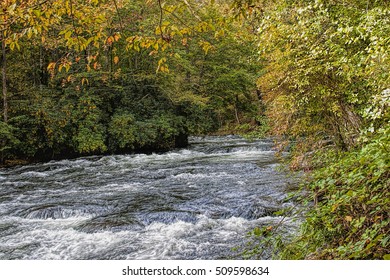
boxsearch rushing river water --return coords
[0,136,298,260]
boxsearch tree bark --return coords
[234,94,240,125]
[2,37,7,123]
[1,36,6,164]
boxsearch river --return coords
[0,136,298,260]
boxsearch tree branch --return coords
[112,0,124,32]
[157,0,165,40]
[182,0,202,22]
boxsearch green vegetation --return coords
[232,0,389,259]
[1,0,261,163]
[1,0,389,259]
[284,126,389,259]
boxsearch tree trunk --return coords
[234,94,240,125]
[2,37,7,123]
[1,37,6,164]
[39,43,43,92]
[185,45,191,84]
[234,105,240,125]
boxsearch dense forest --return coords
[0,0,261,163]
[1,0,389,259]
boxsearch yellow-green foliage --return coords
[1,0,262,162]
[232,0,390,259]
[255,0,389,153]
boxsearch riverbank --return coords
[275,128,390,260]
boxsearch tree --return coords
[231,0,389,163]
[231,0,390,259]
[0,0,261,163]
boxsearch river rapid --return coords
[0,136,297,260]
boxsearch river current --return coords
[0,136,297,260]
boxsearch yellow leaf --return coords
[160,65,169,73]
[345,216,353,222]
[64,30,72,40]
[33,10,41,17]
[27,29,33,39]
[81,78,89,85]
[199,41,213,54]
[158,57,167,64]
[47,62,56,70]
[8,3,17,13]
[113,56,119,64]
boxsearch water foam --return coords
[0,136,298,260]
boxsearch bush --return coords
[108,113,137,150]
[280,125,390,259]
[0,121,20,163]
